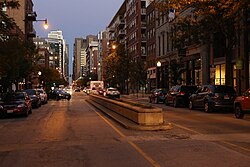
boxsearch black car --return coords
[0,103,4,118]
[0,92,32,117]
[165,85,198,107]
[189,85,236,112]
[49,89,71,101]
[149,89,167,104]
[22,89,41,108]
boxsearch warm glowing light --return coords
[157,61,161,67]
[112,44,116,50]
[43,19,48,29]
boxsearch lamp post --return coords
[157,61,162,89]
[36,19,49,30]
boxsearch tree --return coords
[38,67,68,91]
[103,43,131,93]
[0,0,20,36]
[0,37,34,91]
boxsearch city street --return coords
[0,92,249,167]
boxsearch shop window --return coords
[195,69,202,85]
[249,61,250,84]
[233,65,237,89]
[215,64,225,85]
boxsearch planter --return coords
[89,95,164,126]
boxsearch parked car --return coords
[234,88,250,119]
[189,85,236,113]
[0,92,32,117]
[104,87,120,98]
[74,88,81,92]
[149,89,167,104]
[0,103,4,118]
[165,85,198,107]
[22,89,41,108]
[97,88,105,95]
[49,89,71,101]
[37,89,48,104]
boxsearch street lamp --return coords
[157,61,162,88]
[36,18,49,30]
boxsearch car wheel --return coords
[165,99,169,106]
[24,110,29,117]
[149,97,152,103]
[173,99,178,108]
[28,108,32,114]
[235,105,244,119]
[189,100,194,110]
[154,97,158,104]
[204,101,212,113]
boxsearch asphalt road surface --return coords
[0,92,249,167]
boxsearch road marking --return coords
[87,103,161,167]
[172,123,250,153]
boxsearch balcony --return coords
[26,12,37,21]
[27,29,36,38]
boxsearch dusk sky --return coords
[33,0,124,75]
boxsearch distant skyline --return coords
[32,0,124,80]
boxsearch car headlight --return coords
[17,104,25,108]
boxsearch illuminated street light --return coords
[36,18,48,30]
[157,61,161,67]
[112,44,116,50]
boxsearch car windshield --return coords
[214,86,236,94]
[23,89,36,95]
[37,90,44,93]
[56,90,66,94]
[108,88,117,91]
[0,92,25,101]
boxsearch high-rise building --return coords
[73,38,88,80]
[48,30,66,78]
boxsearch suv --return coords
[149,89,167,104]
[165,85,198,107]
[189,85,236,112]
[22,89,41,108]
[234,88,250,119]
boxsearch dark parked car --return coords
[0,92,32,117]
[0,103,4,118]
[165,85,198,107]
[22,89,41,108]
[149,89,167,104]
[49,89,71,100]
[37,89,48,104]
[234,88,250,119]
[189,85,236,112]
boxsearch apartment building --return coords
[48,30,66,79]
[4,0,35,41]
[154,2,250,95]
[146,2,156,91]
[126,0,147,61]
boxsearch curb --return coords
[87,99,172,131]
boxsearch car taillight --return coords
[178,92,185,95]
[211,95,219,101]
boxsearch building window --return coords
[158,36,161,56]
[215,64,225,85]
[233,64,237,89]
